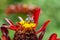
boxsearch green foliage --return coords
[7,0,22,4]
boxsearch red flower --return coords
[0,4,50,40]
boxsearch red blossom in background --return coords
[49,33,60,40]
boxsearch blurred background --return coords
[0,0,60,40]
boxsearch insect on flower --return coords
[0,4,50,40]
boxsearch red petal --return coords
[38,29,46,40]
[1,26,9,35]
[36,19,50,34]
[57,38,60,40]
[5,5,16,14]
[2,35,7,40]
[1,26,10,40]
[2,35,11,40]
[9,25,18,31]
[33,7,41,24]
[5,18,14,25]
[5,18,18,31]
[49,33,57,40]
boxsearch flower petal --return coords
[49,33,57,40]
[33,7,41,24]
[1,25,9,35]
[38,29,46,40]
[5,18,18,31]
[5,18,14,25]
[36,19,50,34]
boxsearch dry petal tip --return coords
[5,18,14,25]
[18,16,24,21]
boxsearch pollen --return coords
[30,23,36,27]
[19,20,36,28]
[23,22,31,28]
[19,20,25,25]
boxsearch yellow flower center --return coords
[19,20,36,28]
